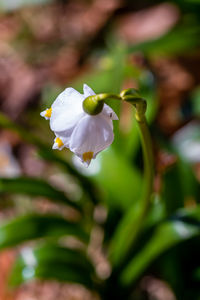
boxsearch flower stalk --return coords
[120,89,154,254]
[83,88,154,256]
[121,88,154,213]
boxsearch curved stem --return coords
[109,98,154,267]
[137,116,154,216]
[87,92,154,236]
[84,91,154,230]
[122,95,154,218]
[91,93,121,101]
[120,102,154,252]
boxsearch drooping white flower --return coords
[40,84,118,166]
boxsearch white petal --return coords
[56,126,76,148]
[50,87,84,133]
[50,93,85,133]
[52,87,84,109]
[52,141,62,150]
[102,103,118,120]
[83,84,96,98]
[40,110,50,120]
[98,112,114,130]
[69,114,114,163]
[55,127,73,146]
[50,109,84,134]
[40,110,46,117]
[52,135,69,150]
[82,159,91,168]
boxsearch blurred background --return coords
[0,0,200,299]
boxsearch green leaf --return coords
[0,214,89,249]
[10,243,95,288]
[0,112,99,204]
[161,163,185,215]
[127,23,200,57]
[0,112,43,147]
[89,147,142,211]
[0,177,80,210]
[191,86,200,116]
[38,148,99,205]
[120,207,200,286]
[178,159,200,202]
[108,200,145,267]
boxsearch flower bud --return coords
[82,96,104,115]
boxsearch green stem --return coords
[123,95,154,231]
[109,96,154,267]
[136,116,154,217]
[91,93,121,101]
[83,91,154,250]
[84,91,154,229]
[122,94,154,220]
[118,101,154,257]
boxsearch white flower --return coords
[40,84,118,166]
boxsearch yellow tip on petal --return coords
[83,151,94,162]
[45,108,52,118]
[55,137,64,148]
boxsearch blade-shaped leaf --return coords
[120,207,200,286]
[0,112,99,204]
[0,214,89,249]
[161,163,185,214]
[0,177,80,210]
[10,243,95,288]
[87,148,142,211]
[127,23,200,56]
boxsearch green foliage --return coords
[0,177,80,210]
[2,101,200,298]
[128,22,200,57]
[121,207,200,285]
[10,243,95,287]
[1,4,200,299]
[191,87,200,116]
[0,214,89,249]
[91,148,142,211]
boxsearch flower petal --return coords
[69,114,114,163]
[102,103,118,120]
[83,84,96,97]
[99,112,114,130]
[50,109,84,134]
[50,88,85,133]
[43,84,118,166]
[54,125,75,148]
[52,134,70,150]
[40,108,52,120]
[52,136,65,150]
[52,87,84,109]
